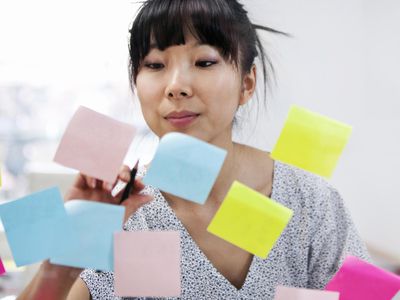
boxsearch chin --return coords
[160,128,208,141]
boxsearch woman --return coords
[18,0,369,299]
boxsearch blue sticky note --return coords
[143,132,227,204]
[0,187,69,266]
[50,200,124,272]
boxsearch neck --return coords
[157,128,273,209]
[206,140,244,206]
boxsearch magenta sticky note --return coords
[274,285,339,300]
[54,106,135,183]
[0,258,5,275]
[325,256,400,300]
[393,291,400,300]
[114,231,181,297]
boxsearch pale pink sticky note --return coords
[54,106,135,183]
[274,285,339,300]
[114,231,181,297]
[0,258,6,275]
[325,256,400,300]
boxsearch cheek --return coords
[135,75,164,133]
[136,74,163,121]
[202,72,241,116]
[136,75,159,106]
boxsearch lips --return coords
[165,111,200,119]
[164,110,200,127]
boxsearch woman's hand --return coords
[65,165,152,222]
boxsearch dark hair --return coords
[128,0,287,109]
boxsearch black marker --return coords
[120,160,139,204]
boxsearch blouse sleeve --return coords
[306,184,370,289]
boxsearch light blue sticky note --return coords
[0,187,70,266]
[143,132,227,204]
[50,200,124,272]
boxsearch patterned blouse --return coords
[80,161,369,299]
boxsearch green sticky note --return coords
[271,105,352,178]
[207,181,293,259]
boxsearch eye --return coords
[143,62,164,70]
[195,60,218,68]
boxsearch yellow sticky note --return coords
[207,181,293,259]
[271,105,352,178]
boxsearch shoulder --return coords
[271,161,350,242]
[273,162,364,250]
[272,161,342,209]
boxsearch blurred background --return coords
[0,0,399,298]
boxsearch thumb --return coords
[121,194,153,222]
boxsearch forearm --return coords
[17,260,82,300]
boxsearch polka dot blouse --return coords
[80,161,369,299]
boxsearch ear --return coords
[239,64,257,106]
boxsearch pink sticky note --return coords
[274,286,339,300]
[0,258,6,275]
[54,106,135,183]
[114,231,181,297]
[325,256,400,300]
[393,291,400,300]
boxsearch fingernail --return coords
[106,183,113,191]
[91,179,96,188]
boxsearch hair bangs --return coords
[130,0,241,83]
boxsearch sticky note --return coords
[325,256,400,300]
[207,181,293,259]
[271,105,352,178]
[50,200,124,272]
[1,259,24,273]
[0,258,5,275]
[393,291,400,300]
[143,132,227,204]
[274,286,339,300]
[54,106,136,183]
[114,231,181,297]
[0,187,70,266]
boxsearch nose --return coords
[164,68,193,100]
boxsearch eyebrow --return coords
[149,41,205,50]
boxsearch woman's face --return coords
[135,33,255,145]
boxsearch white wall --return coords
[240,0,400,260]
[1,0,399,271]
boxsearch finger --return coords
[124,194,153,208]
[82,176,97,189]
[72,173,88,189]
[117,179,145,200]
[122,194,153,221]
[110,166,131,197]
[111,180,127,197]
[74,174,97,189]
[131,178,145,192]
[102,181,114,192]
[118,165,131,182]
[113,165,143,198]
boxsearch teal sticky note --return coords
[143,132,227,204]
[50,200,124,272]
[0,187,69,266]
